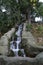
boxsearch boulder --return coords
[0,52,43,65]
[0,56,35,65]
[35,52,43,65]
[22,23,43,57]
[0,28,15,55]
[22,31,43,57]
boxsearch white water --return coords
[10,23,26,57]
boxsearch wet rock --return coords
[0,53,43,65]
[0,57,6,65]
[0,56,35,65]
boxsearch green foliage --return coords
[37,25,43,31]
[19,0,29,13]
[0,0,39,34]
[38,4,43,16]
[26,24,32,31]
[0,0,21,34]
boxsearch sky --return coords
[39,0,43,2]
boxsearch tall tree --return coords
[0,0,21,34]
[38,4,43,16]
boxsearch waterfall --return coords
[10,23,26,57]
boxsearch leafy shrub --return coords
[37,25,43,31]
[26,24,32,31]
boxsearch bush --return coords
[26,24,32,31]
[37,25,43,31]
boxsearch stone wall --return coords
[0,28,15,55]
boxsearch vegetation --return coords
[37,25,43,31]
[0,0,40,35]
[26,24,32,31]
[0,0,21,34]
[38,4,43,16]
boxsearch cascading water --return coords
[10,23,26,57]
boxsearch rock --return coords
[0,53,43,65]
[0,28,15,55]
[0,52,43,65]
[0,56,35,65]
[22,30,43,57]
[0,57,6,65]
[36,52,43,59]
[22,37,43,57]
[35,52,43,65]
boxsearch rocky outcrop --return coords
[22,23,43,57]
[22,31,43,57]
[0,52,43,65]
[0,28,15,55]
[0,56,34,65]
